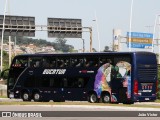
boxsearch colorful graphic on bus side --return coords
[94,61,131,102]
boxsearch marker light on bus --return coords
[134,80,138,95]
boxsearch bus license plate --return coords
[145,98,149,100]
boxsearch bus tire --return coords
[33,93,42,102]
[88,93,98,103]
[22,92,31,101]
[101,93,111,103]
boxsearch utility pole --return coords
[129,0,134,51]
[82,39,85,52]
[94,11,100,52]
[89,27,93,52]
[14,36,17,56]
[9,37,11,66]
[8,0,12,67]
[1,0,8,72]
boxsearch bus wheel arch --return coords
[101,91,111,103]
[21,89,31,101]
[88,91,98,103]
[32,89,42,102]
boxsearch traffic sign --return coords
[127,43,152,49]
[127,32,153,49]
[130,38,152,44]
[0,15,35,37]
[127,32,153,38]
[47,18,82,38]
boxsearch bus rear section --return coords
[133,52,158,102]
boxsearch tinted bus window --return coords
[29,57,42,67]
[70,57,84,67]
[84,57,99,67]
[99,57,113,66]
[57,57,70,67]
[62,77,89,88]
[38,77,62,88]
[40,57,56,68]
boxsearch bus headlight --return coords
[16,91,19,94]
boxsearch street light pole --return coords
[152,15,159,53]
[1,0,8,72]
[8,0,12,67]
[129,0,134,52]
[153,15,160,64]
[94,11,100,52]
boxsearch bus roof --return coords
[15,51,155,58]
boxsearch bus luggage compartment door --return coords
[53,88,65,102]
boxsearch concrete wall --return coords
[0,84,7,96]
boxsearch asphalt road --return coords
[0,98,160,120]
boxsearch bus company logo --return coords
[43,69,66,74]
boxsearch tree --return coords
[103,46,111,52]
[53,38,74,52]
[92,48,97,52]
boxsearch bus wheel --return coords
[101,93,110,103]
[22,92,31,101]
[33,93,41,102]
[88,93,98,103]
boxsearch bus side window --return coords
[70,58,77,67]
[84,58,98,67]
[71,58,84,67]
[42,57,56,68]
[57,59,64,67]
[78,78,84,88]
[99,57,112,66]
[75,59,83,67]
[29,57,42,68]
[64,59,70,67]
[42,59,50,67]
[35,61,40,67]
[62,78,68,87]
[50,61,56,67]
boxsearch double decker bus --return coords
[4,52,158,103]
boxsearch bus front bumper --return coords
[9,92,14,98]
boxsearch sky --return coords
[0,0,160,52]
